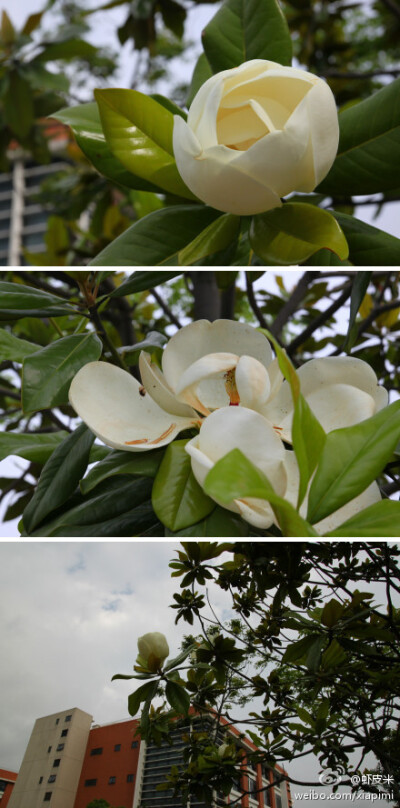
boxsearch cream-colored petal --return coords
[69,361,195,452]
[173,125,282,215]
[163,319,273,393]
[192,406,287,497]
[305,81,339,186]
[176,352,238,396]
[284,451,381,536]
[139,352,197,418]
[295,357,389,409]
[176,352,239,411]
[235,355,271,408]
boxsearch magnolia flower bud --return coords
[173,59,339,215]
[137,632,169,672]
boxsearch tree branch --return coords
[269,272,319,339]
[287,283,352,355]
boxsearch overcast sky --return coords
[0,541,397,808]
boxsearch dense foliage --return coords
[1,269,400,537]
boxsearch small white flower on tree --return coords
[136,632,169,673]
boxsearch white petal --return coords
[283,450,382,535]
[305,81,339,186]
[139,352,197,418]
[235,355,271,408]
[176,352,238,411]
[173,125,282,215]
[69,362,195,452]
[163,319,273,393]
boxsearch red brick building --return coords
[0,768,18,808]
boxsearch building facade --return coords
[6,709,292,808]
[0,768,18,808]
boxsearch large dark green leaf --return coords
[344,271,372,351]
[0,282,77,319]
[55,103,161,192]
[165,507,248,537]
[0,329,40,362]
[29,477,155,537]
[202,0,292,73]
[204,449,318,537]
[3,72,34,140]
[0,432,69,464]
[307,400,400,524]
[250,204,349,265]
[327,499,400,537]
[318,79,400,196]
[22,332,103,413]
[80,448,164,494]
[128,681,159,717]
[331,212,400,266]
[23,424,95,534]
[90,206,220,265]
[165,679,190,714]
[178,214,240,265]
[152,440,215,531]
[111,270,182,297]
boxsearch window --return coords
[53,760,60,768]
[90,747,103,756]
[131,741,138,749]
[275,794,282,808]
[85,780,97,787]
[114,743,121,751]
[48,776,56,784]
[56,744,64,752]
[108,776,116,785]
[127,774,134,783]
[47,747,52,753]
[249,778,258,799]
[43,793,52,802]
[61,729,68,737]
[55,719,59,725]
[65,715,72,722]
[39,777,43,785]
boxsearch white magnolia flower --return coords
[261,356,389,441]
[173,59,339,215]
[186,407,382,535]
[69,319,279,450]
[69,320,388,453]
[137,632,169,672]
[186,406,288,529]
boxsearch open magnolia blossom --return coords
[261,356,389,441]
[69,319,388,452]
[186,407,381,534]
[173,59,339,215]
[69,319,280,450]
[136,632,169,673]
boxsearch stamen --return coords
[125,438,149,445]
[149,424,177,445]
[225,368,240,406]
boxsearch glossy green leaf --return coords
[250,203,349,265]
[202,0,292,73]
[111,270,182,297]
[292,394,326,509]
[307,400,400,524]
[178,214,240,265]
[152,439,215,531]
[204,449,318,537]
[344,271,372,351]
[165,507,248,537]
[0,329,40,362]
[3,72,34,140]
[34,38,101,61]
[80,448,164,495]
[128,681,158,717]
[0,432,69,464]
[332,212,400,266]
[116,331,167,362]
[95,88,194,198]
[29,477,155,537]
[327,500,400,537]
[165,680,190,714]
[0,282,77,320]
[187,52,213,106]
[90,206,220,266]
[23,424,95,533]
[55,103,161,192]
[22,332,103,414]
[318,79,400,196]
